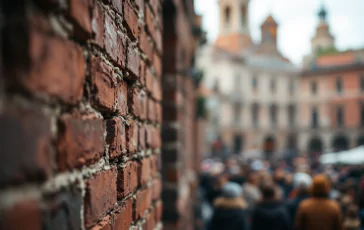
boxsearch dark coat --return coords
[286,194,309,224]
[251,200,290,230]
[208,197,248,230]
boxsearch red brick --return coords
[44,184,82,230]
[155,102,162,123]
[135,189,152,219]
[104,12,126,67]
[147,98,155,121]
[90,216,111,230]
[123,0,139,39]
[139,124,146,149]
[155,28,163,54]
[140,60,147,86]
[84,169,117,228]
[128,87,147,119]
[23,30,86,104]
[57,113,104,171]
[140,27,153,62]
[106,117,126,159]
[146,70,154,94]
[147,126,161,149]
[0,200,42,230]
[143,210,155,230]
[135,0,144,12]
[153,53,162,79]
[126,46,140,79]
[155,201,162,223]
[113,198,133,230]
[138,157,151,186]
[69,0,92,38]
[92,2,104,47]
[149,0,160,16]
[126,120,138,154]
[91,56,117,111]
[0,104,52,185]
[111,0,123,15]
[145,6,155,40]
[116,80,128,116]
[117,161,138,198]
[152,178,162,201]
[150,155,158,177]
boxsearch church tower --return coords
[311,3,335,54]
[260,15,278,53]
[215,0,252,54]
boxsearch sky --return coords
[194,0,364,65]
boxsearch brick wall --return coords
[161,1,200,230]
[1,0,163,229]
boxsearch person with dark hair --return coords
[295,174,343,230]
[251,182,290,230]
[208,182,248,230]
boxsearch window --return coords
[312,108,319,128]
[270,105,277,127]
[336,106,344,127]
[311,81,317,95]
[241,5,247,27]
[252,104,259,128]
[270,79,276,93]
[336,77,342,93]
[252,76,258,90]
[289,80,295,95]
[288,105,295,128]
[360,75,364,92]
[225,7,231,26]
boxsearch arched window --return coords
[225,7,231,26]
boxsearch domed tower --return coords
[311,3,335,54]
[215,0,252,53]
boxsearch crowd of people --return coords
[198,155,364,230]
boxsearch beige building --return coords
[197,0,299,158]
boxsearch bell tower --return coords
[215,0,252,53]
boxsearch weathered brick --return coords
[123,0,139,39]
[126,120,138,154]
[43,185,82,230]
[134,0,144,12]
[153,52,162,79]
[57,113,105,171]
[155,201,162,223]
[126,45,140,79]
[155,102,162,123]
[138,157,151,186]
[69,0,92,38]
[135,189,152,220]
[145,6,155,40]
[111,0,123,15]
[143,210,155,230]
[140,60,147,86]
[149,0,160,16]
[113,198,133,230]
[23,30,86,104]
[146,70,154,94]
[106,117,126,159]
[147,98,155,121]
[116,80,128,116]
[139,124,146,150]
[0,200,42,230]
[128,87,147,119]
[117,161,138,198]
[84,169,117,228]
[152,178,162,201]
[140,27,153,62]
[147,126,161,149]
[155,27,163,54]
[104,12,126,67]
[90,216,112,230]
[91,56,117,112]
[0,104,52,185]
[150,155,158,177]
[92,2,104,47]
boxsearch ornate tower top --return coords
[260,15,278,49]
[215,0,252,53]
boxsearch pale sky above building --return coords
[194,0,364,65]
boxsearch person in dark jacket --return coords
[208,182,248,230]
[251,182,290,230]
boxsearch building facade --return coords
[197,0,299,158]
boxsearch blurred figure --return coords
[251,183,290,230]
[206,172,229,205]
[208,183,248,230]
[343,204,361,230]
[295,174,343,230]
[286,172,312,225]
[243,173,261,210]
